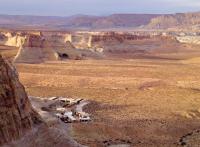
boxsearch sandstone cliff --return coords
[88,32,151,51]
[89,32,150,45]
[4,32,26,47]
[0,55,85,147]
[13,33,85,63]
[0,55,41,145]
[146,12,200,30]
[13,32,103,63]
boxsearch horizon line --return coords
[0,10,199,17]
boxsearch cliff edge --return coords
[0,55,41,145]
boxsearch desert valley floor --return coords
[14,57,200,147]
[1,31,200,146]
[2,9,200,147]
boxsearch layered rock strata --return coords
[0,55,41,145]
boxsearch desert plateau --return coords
[1,1,200,147]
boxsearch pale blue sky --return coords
[0,0,200,16]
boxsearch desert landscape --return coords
[1,1,200,146]
[1,25,200,146]
[16,57,200,146]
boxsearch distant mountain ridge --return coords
[146,12,200,29]
[0,14,160,30]
[0,12,200,30]
[61,14,160,28]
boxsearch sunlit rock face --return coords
[0,55,41,145]
[146,12,200,30]
[13,33,82,63]
[2,32,26,47]
[89,32,151,46]
[13,32,102,63]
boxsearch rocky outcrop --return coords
[69,33,91,49]
[19,32,74,49]
[0,31,44,48]
[90,32,150,43]
[0,55,84,146]
[13,32,102,63]
[0,55,41,145]
[4,33,26,47]
[146,12,200,30]
[176,36,200,45]
[14,33,82,63]
[88,32,151,48]
[2,30,169,63]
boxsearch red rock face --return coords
[25,35,44,48]
[0,55,41,145]
[90,32,151,43]
[22,33,74,49]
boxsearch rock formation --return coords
[0,55,41,145]
[4,32,26,47]
[0,14,160,30]
[0,12,200,30]
[1,30,184,62]
[146,12,200,30]
[13,33,87,63]
[89,32,151,46]
[69,33,91,49]
[87,32,151,54]
[0,55,84,146]
[176,36,200,45]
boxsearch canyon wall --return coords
[0,30,187,62]
[89,32,151,46]
[0,32,27,47]
[0,55,41,145]
[4,33,26,47]
[13,32,101,63]
[0,55,84,146]
[87,32,152,53]
[146,12,200,30]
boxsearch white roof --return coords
[59,98,74,101]
[64,112,76,121]
[77,111,89,116]
[56,107,66,111]
[64,112,73,115]
[80,116,91,120]
[55,113,63,117]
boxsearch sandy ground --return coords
[1,39,200,146]
[3,96,85,147]
[12,57,200,147]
